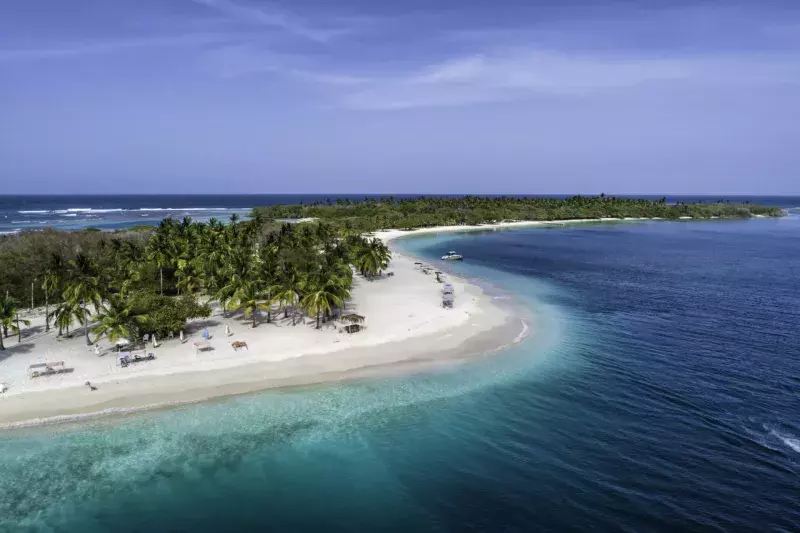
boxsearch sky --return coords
[1,0,799,194]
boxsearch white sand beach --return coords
[0,217,662,427]
[0,227,533,427]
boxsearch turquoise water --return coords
[2,216,799,531]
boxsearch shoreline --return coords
[0,213,764,430]
[0,215,771,429]
[0,235,531,430]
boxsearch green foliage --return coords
[92,294,149,344]
[0,294,29,349]
[354,238,391,278]
[128,291,211,337]
[252,195,784,233]
[0,196,783,339]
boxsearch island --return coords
[0,195,781,426]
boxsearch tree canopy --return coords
[253,195,783,233]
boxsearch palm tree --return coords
[92,295,148,344]
[271,271,302,325]
[63,253,104,346]
[0,295,29,350]
[355,238,392,278]
[42,252,65,333]
[301,283,344,330]
[146,220,175,295]
[228,281,270,328]
[53,301,83,338]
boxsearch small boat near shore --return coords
[441,250,463,261]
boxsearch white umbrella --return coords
[153,334,158,347]
[179,330,184,343]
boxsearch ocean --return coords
[1,194,797,234]
[1,197,799,532]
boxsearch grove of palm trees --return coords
[0,215,391,349]
[0,194,781,350]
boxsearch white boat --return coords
[441,250,463,261]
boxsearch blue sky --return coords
[1,0,799,194]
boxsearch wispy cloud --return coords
[190,0,346,43]
[288,69,367,85]
[0,34,226,62]
[337,49,800,110]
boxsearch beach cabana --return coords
[28,361,71,378]
[340,313,365,325]
[115,338,131,352]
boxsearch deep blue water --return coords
[1,214,799,532]
[1,194,797,234]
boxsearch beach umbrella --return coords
[225,325,230,337]
[153,334,158,347]
[179,330,184,343]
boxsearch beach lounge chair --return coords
[442,293,455,308]
[194,339,213,354]
[119,351,156,367]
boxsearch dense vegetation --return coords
[254,195,783,233]
[0,195,783,349]
[0,216,391,349]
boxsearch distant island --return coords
[253,195,784,232]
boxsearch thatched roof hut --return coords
[340,313,365,324]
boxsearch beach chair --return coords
[442,293,455,309]
[194,339,213,354]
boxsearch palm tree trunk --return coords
[284,308,288,319]
[44,292,49,332]
[0,332,4,350]
[160,268,164,295]
[83,300,91,346]
[316,311,320,329]
[16,314,21,343]
[253,310,257,328]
